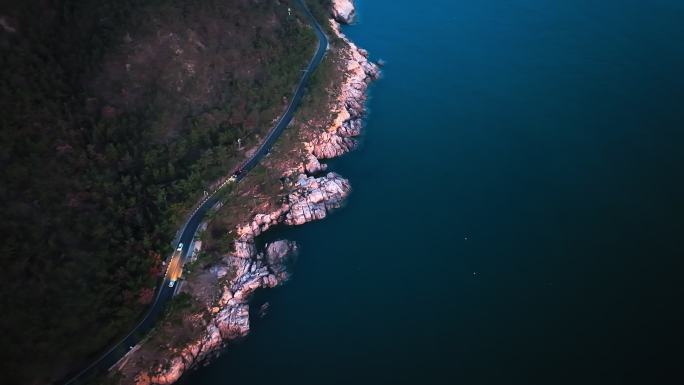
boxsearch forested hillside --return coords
[0,0,322,383]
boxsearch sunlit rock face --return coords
[285,173,351,225]
[332,0,356,24]
[309,19,379,161]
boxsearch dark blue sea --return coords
[183,1,684,383]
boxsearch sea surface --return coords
[183,1,684,384]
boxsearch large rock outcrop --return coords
[266,240,299,281]
[286,173,350,225]
[235,172,351,240]
[331,0,355,24]
[304,153,326,174]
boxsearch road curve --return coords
[61,2,328,383]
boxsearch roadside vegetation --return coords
[0,0,329,383]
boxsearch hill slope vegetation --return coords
[0,0,326,382]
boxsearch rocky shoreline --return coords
[125,2,378,384]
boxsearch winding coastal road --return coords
[62,1,328,383]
